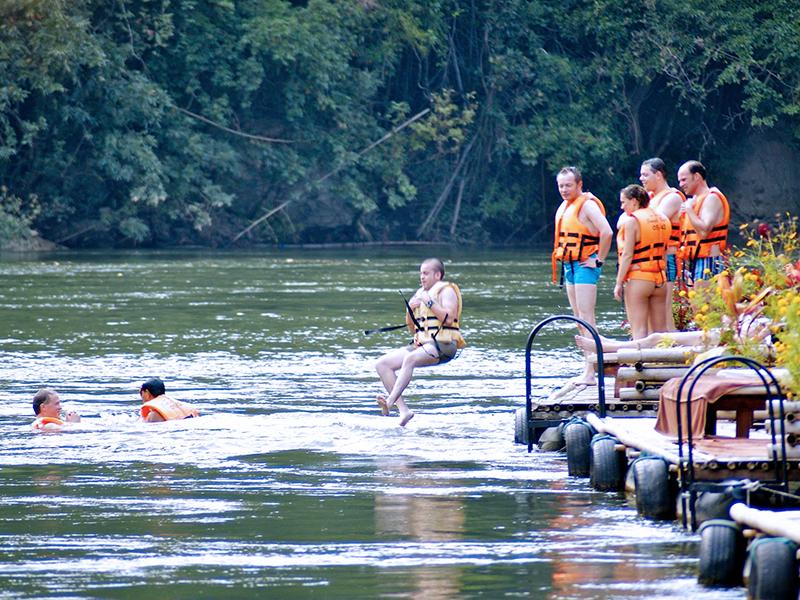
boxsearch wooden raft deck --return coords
[586,413,800,482]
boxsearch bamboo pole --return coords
[617,366,690,382]
[619,388,660,400]
[767,400,800,412]
[730,503,800,543]
[615,347,697,364]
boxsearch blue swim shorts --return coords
[563,256,601,285]
[666,254,678,283]
[692,256,724,282]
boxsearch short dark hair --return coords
[422,258,445,278]
[621,184,650,208]
[641,157,667,178]
[32,388,57,415]
[558,166,582,182]
[684,160,707,180]
[140,377,166,397]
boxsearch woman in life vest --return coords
[31,388,80,430]
[614,184,671,339]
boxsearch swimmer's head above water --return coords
[139,377,166,400]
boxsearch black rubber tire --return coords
[538,425,565,452]
[590,435,625,491]
[747,537,799,600]
[632,456,674,520]
[514,407,528,445]
[697,519,744,587]
[565,420,592,477]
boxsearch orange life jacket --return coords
[679,187,730,261]
[649,187,685,250]
[32,416,65,430]
[552,192,606,282]
[409,281,466,349]
[141,395,200,421]
[617,207,669,284]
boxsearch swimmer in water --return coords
[31,388,81,430]
[139,377,200,422]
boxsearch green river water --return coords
[0,248,743,599]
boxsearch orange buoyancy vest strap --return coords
[681,188,730,260]
[141,396,200,421]
[650,187,685,248]
[413,281,466,349]
[629,208,669,272]
[551,193,606,282]
[32,416,64,429]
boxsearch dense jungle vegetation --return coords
[1,0,799,247]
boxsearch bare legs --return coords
[623,279,668,339]
[375,344,439,426]
[575,329,713,353]
[664,280,676,331]
[565,282,598,384]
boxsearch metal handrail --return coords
[674,355,787,529]
[524,315,606,453]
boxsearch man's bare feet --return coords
[376,395,390,416]
[399,410,415,427]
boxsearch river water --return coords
[0,248,742,599]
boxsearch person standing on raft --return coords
[375,258,466,427]
[551,166,613,386]
[31,388,81,430]
[139,377,200,422]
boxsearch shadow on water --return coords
[0,249,744,598]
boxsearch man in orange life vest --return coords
[552,167,613,385]
[375,258,465,427]
[31,388,81,430]
[139,377,200,422]
[676,160,730,283]
[639,157,685,331]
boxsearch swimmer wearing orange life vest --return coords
[139,377,200,422]
[551,166,613,385]
[31,388,81,430]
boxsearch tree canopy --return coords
[2,0,799,247]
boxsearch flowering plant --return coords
[685,213,800,394]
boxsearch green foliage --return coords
[0,186,40,243]
[1,0,799,246]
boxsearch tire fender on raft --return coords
[589,434,626,492]
[514,407,528,445]
[697,519,745,587]
[631,456,674,520]
[745,537,799,600]
[564,418,595,477]
[538,423,565,452]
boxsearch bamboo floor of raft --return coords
[586,414,800,482]
[532,376,658,418]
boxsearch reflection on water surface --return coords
[0,249,742,598]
